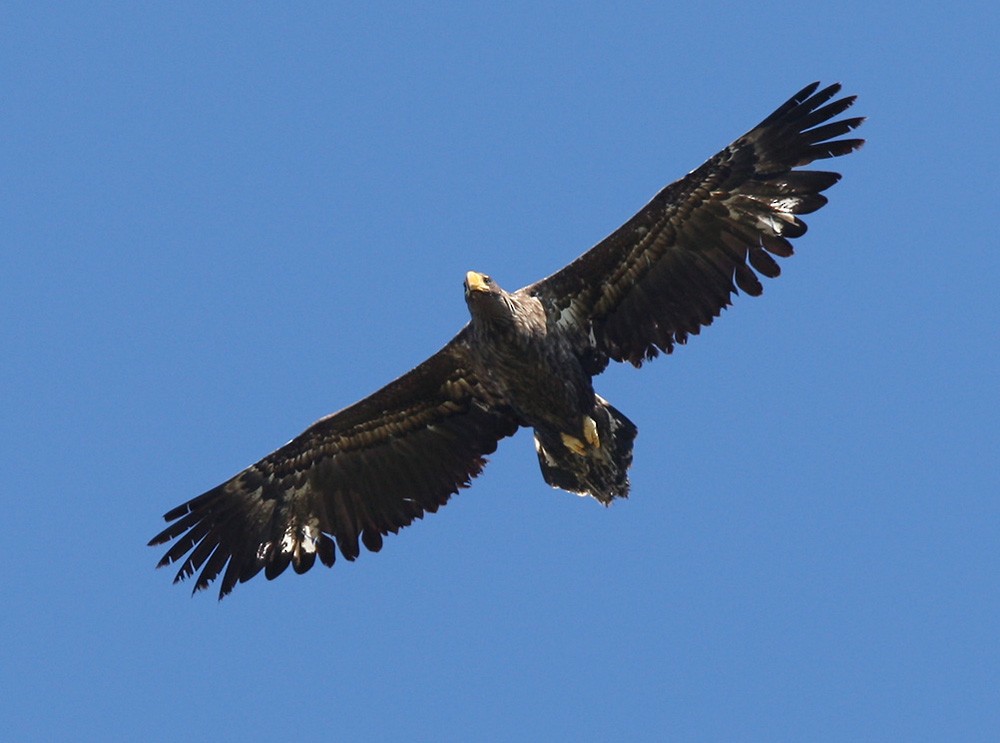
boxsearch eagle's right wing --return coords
[149,330,519,599]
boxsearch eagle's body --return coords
[151,82,864,598]
[464,272,636,501]
[465,279,578,428]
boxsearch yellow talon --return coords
[561,417,599,455]
[560,433,586,455]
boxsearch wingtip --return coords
[798,81,822,99]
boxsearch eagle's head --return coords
[464,270,515,327]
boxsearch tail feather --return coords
[534,396,637,504]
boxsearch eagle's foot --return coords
[560,416,600,455]
[560,432,586,455]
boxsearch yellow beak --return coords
[465,271,489,293]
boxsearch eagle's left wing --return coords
[525,82,864,367]
[149,330,519,599]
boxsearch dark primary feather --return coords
[527,81,864,366]
[149,332,518,598]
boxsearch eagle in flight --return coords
[151,82,864,598]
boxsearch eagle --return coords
[150,82,864,598]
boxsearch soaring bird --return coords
[150,82,864,598]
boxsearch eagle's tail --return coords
[533,395,637,504]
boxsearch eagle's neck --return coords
[467,290,518,334]
[469,292,552,353]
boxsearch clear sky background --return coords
[3,3,998,741]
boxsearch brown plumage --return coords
[150,82,864,598]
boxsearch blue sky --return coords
[3,3,998,740]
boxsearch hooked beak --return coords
[465,271,489,293]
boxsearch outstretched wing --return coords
[526,82,864,367]
[149,330,518,599]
